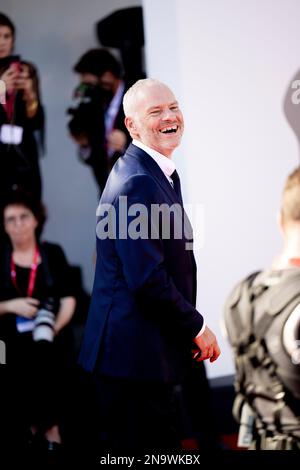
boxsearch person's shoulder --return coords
[40,241,65,257]
[108,171,157,202]
[225,271,261,309]
[119,172,158,202]
[104,151,158,201]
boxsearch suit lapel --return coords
[126,143,194,244]
[125,143,182,205]
[126,143,196,278]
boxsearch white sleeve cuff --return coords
[195,320,206,338]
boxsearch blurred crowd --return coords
[0,10,137,461]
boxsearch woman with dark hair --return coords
[0,12,45,205]
[0,192,76,453]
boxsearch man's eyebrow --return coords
[146,105,161,112]
[146,101,179,112]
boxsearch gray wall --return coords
[1,0,141,290]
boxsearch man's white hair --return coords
[123,78,170,117]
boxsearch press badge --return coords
[16,316,35,333]
[0,124,23,145]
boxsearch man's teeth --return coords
[160,126,178,134]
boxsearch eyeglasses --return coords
[4,212,33,226]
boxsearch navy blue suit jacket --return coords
[79,143,204,383]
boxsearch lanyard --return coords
[10,246,40,297]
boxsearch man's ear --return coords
[125,116,137,137]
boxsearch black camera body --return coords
[67,82,114,188]
[67,82,107,142]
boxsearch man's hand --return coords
[107,129,127,153]
[193,326,221,363]
[4,298,39,318]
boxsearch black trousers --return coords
[92,374,182,453]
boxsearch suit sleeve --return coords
[113,174,204,341]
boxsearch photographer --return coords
[0,12,44,206]
[68,79,108,191]
[68,48,130,192]
[0,191,76,454]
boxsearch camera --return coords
[67,82,113,189]
[67,82,109,145]
[33,297,56,343]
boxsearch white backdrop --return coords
[143,0,300,378]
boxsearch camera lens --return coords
[33,298,56,342]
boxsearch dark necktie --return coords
[170,170,183,204]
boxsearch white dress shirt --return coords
[132,139,175,185]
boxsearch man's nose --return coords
[14,217,24,227]
[161,109,173,120]
[14,219,22,227]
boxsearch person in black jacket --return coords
[224,167,300,450]
[69,48,131,192]
[0,12,45,206]
[0,191,76,453]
